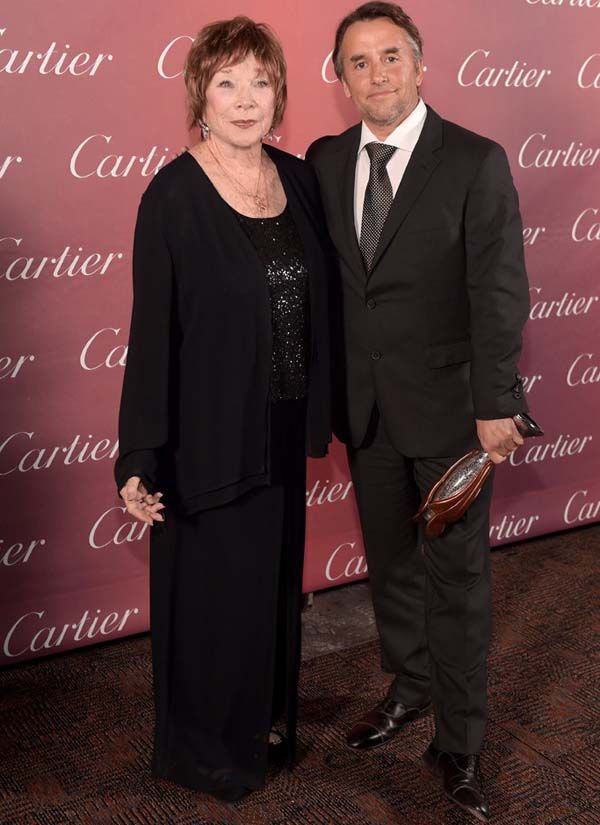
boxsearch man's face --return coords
[339,18,423,131]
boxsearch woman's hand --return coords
[119,476,165,525]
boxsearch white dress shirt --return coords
[354,97,428,240]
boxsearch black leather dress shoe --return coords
[423,743,489,822]
[346,697,432,750]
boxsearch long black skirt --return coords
[148,399,307,793]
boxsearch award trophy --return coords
[414,413,543,539]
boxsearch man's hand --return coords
[476,418,524,464]
[119,476,165,525]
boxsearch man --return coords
[306,3,530,821]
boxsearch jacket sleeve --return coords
[464,142,530,420]
[304,136,330,172]
[114,184,174,496]
[114,449,158,494]
[304,140,318,168]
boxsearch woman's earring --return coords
[199,120,210,140]
[265,128,275,142]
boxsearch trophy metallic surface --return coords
[414,413,544,539]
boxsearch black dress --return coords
[133,202,312,795]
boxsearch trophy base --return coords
[414,450,493,539]
[413,413,544,538]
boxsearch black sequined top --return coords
[235,205,309,402]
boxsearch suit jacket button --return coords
[371,350,382,361]
[513,391,522,399]
[366,298,376,310]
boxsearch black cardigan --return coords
[114,146,332,513]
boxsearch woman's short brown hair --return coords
[184,16,287,132]
[332,2,423,80]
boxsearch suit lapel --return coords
[339,130,366,281]
[368,106,444,278]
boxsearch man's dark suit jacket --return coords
[114,146,332,513]
[306,104,530,458]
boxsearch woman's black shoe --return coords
[207,768,252,803]
[268,728,289,768]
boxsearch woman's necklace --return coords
[205,140,269,215]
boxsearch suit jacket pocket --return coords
[425,340,472,368]
[401,219,461,235]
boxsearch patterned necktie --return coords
[359,142,397,273]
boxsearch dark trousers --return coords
[347,408,493,755]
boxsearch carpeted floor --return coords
[1,526,599,825]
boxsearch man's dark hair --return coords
[332,2,423,80]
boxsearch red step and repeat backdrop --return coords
[1,1,599,665]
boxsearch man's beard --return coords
[364,96,415,128]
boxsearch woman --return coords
[114,17,332,802]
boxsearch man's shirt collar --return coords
[358,97,427,156]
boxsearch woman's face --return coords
[203,52,276,149]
